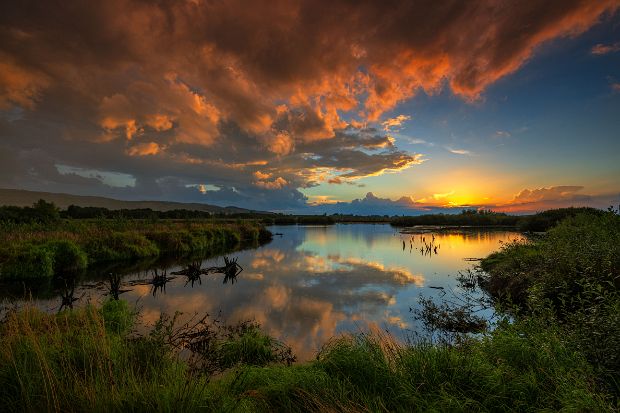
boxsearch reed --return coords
[0,219,271,280]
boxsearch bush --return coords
[85,232,160,262]
[480,211,620,395]
[145,230,194,254]
[47,240,88,273]
[517,207,604,232]
[0,244,55,280]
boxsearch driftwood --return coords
[124,256,245,296]
[58,281,79,312]
[107,273,131,300]
[171,260,203,286]
[150,268,175,297]
[172,256,244,285]
[203,256,244,284]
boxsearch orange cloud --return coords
[509,185,584,204]
[126,142,161,156]
[255,176,288,189]
[0,58,49,110]
[382,114,411,131]
[4,0,616,141]
[263,132,294,156]
[253,171,272,180]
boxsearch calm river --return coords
[2,224,522,360]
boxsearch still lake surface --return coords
[3,224,521,360]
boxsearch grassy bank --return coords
[0,301,613,412]
[390,207,604,231]
[0,219,271,280]
[481,210,620,395]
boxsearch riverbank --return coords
[0,219,271,280]
[0,300,613,412]
[480,210,619,396]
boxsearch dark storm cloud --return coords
[0,0,617,209]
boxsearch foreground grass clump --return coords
[207,320,613,412]
[481,211,620,395]
[0,302,294,412]
[0,219,270,280]
[1,302,614,412]
[0,302,198,412]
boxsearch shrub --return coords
[145,230,194,254]
[85,232,159,262]
[480,211,620,395]
[47,240,88,273]
[0,244,55,280]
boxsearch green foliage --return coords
[0,219,268,280]
[517,206,605,232]
[145,229,195,254]
[212,323,295,370]
[0,304,209,412]
[218,322,611,412]
[100,299,133,334]
[0,240,87,280]
[480,211,620,394]
[0,244,55,280]
[85,232,160,262]
[47,240,88,273]
[0,199,61,224]
[0,302,614,412]
[480,241,542,306]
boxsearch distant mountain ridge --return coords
[0,188,264,214]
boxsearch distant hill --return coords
[0,188,264,214]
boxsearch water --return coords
[1,224,521,360]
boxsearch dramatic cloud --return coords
[0,0,617,209]
[305,186,620,215]
[313,192,426,215]
[510,185,585,203]
[497,185,619,212]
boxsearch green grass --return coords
[0,301,614,412]
[0,220,270,280]
[481,211,620,396]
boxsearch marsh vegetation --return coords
[1,202,618,411]
[0,202,271,281]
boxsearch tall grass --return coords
[0,220,270,280]
[0,302,203,412]
[0,301,614,412]
[481,211,620,396]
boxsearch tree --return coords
[32,199,60,223]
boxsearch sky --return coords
[0,0,619,214]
